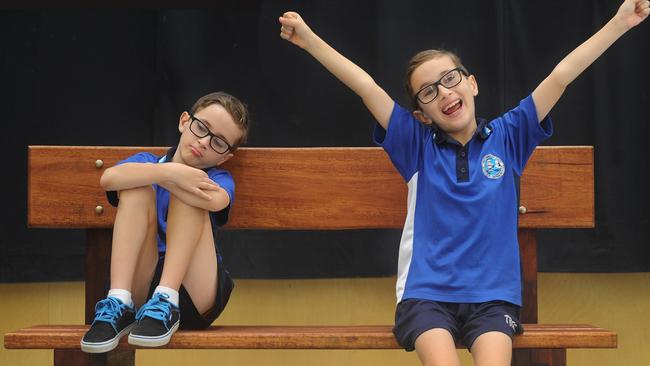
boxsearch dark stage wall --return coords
[1,0,649,282]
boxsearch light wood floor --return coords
[2,273,648,365]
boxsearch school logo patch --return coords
[481,154,505,179]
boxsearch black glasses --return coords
[188,114,233,154]
[414,67,468,105]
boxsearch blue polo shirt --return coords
[106,147,235,254]
[374,95,552,306]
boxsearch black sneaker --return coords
[128,292,180,347]
[80,297,136,353]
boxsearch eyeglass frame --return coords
[413,67,470,105]
[187,113,234,154]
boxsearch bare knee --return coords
[415,328,460,366]
[117,186,157,220]
[118,186,155,206]
[471,331,512,366]
[168,193,204,217]
[115,186,156,225]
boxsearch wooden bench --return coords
[4,145,616,366]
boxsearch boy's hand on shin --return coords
[279,11,314,49]
[166,163,220,200]
[615,0,649,29]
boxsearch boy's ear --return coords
[413,110,434,126]
[178,111,191,133]
[216,153,235,166]
[468,74,479,96]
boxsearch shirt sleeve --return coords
[494,94,553,175]
[207,169,235,227]
[373,102,428,182]
[105,152,159,207]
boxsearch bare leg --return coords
[160,194,218,314]
[414,328,460,366]
[181,210,218,314]
[470,331,512,366]
[109,186,159,306]
[81,187,161,353]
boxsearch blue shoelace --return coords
[92,297,129,333]
[136,293,175,330]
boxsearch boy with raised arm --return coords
[279,2,647,365]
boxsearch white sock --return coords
[107,289,133,308]
[154,285,179,307]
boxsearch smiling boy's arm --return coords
[532,0,648,122]
[279,12,394,129]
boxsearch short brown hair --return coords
[190,91,250,150]
[404,49,468,110]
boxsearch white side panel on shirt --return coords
[395,172,418,303]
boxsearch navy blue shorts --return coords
[393,299,523,351]
[147,253,234,330]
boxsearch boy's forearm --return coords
[100,163,169,191]
[303,35,393,127]
[551,17,629,88]
[304,35,378,100]
[533,16,630,121]
[159,182,230,212]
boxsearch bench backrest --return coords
[28,146,594,229]
[27,145,594,325]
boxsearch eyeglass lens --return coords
[190,118,230,154]
[417,69,463,104]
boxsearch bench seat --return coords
[4,145,613,366]
[5,324,616,350]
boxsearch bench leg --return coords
[54,350,88,366]
[86,229,113,324]
[513,349,566,366]
[514,232,567,366]
[54,349,135,366]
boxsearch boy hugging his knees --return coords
[81,92,249,353]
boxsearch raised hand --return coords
[615,0,650,28]
[279,11,314,49]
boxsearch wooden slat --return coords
[4,324,616,350]
[518,146,594,228]
[28,145,593,229]
[28,146,164,229]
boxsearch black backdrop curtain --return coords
[1,0,649,282]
